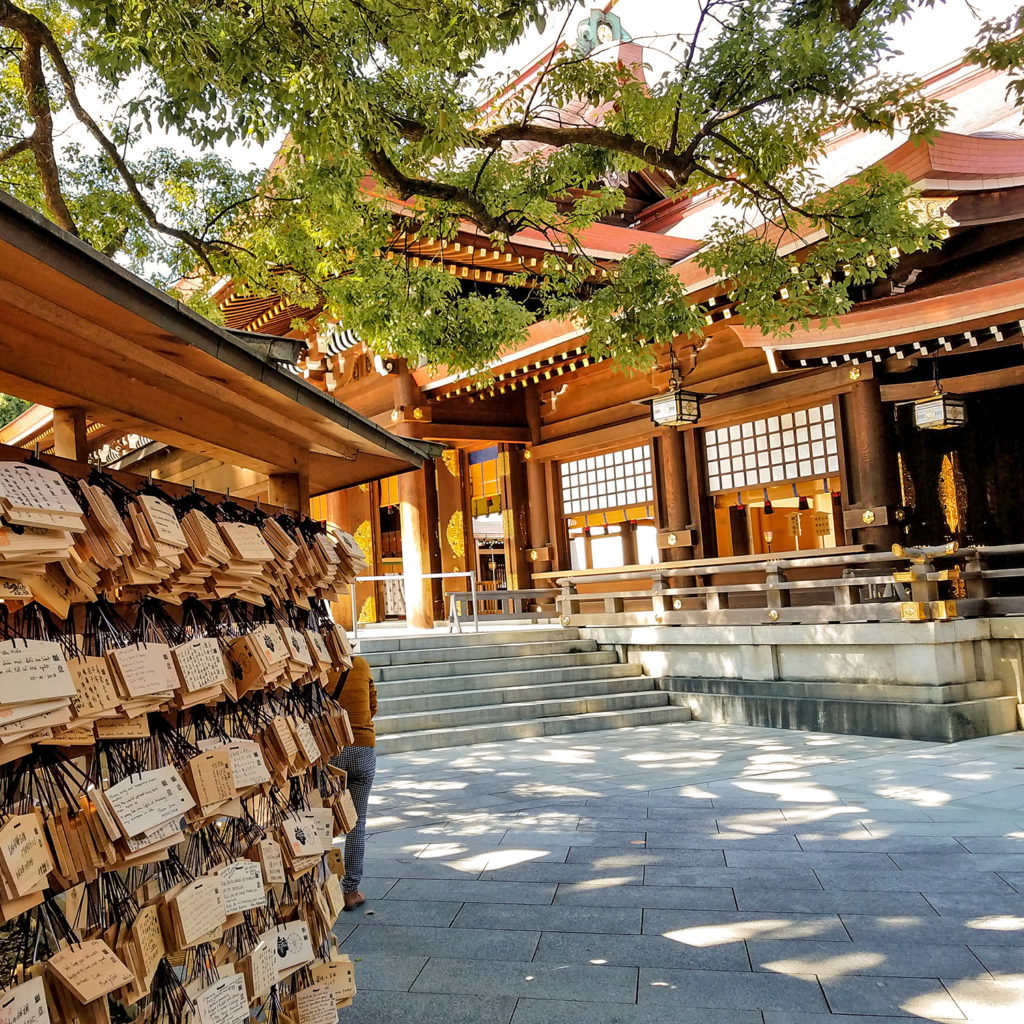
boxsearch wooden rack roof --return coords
[0,191,439,496]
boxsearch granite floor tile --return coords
[954,837,1024,854]
[532,930,750,970]
[747,938,986,979]
[967,943,1024,976]
[329,992,517,1024]
[554,882,736,911]
[733,888,935,916]
[511,998,761,1024]
[410,958,638,1002]
[890,853,1024,872]
[814,868,1015,892]
[645,865,823,889]
[724,850,899,870]
[384,879,557,904]
[922,891,1024,917]
[638,966,828,1011]
[820,974,966,1018]
[341,924,540,961]
[763,1015,963,1024]
[477,862,644,884]
[342,899,463,928]
[346,954,431,992]
[941,975,1024,1021]
[453,902,641,935]
[841,913,1024,947]
[643,907,848,942]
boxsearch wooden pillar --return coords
[684,428,712,559]
[545,460,569,571]
[524,390,553,582]
[620,521,638,566]
[434,450,472,615]
[499,444,530,592]
[267,471,310,516]
[656,428,694,561]
[842,379,901,547]
[399,467,435,629]
[52,407,88,461]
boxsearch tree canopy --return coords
[0,0,1015,372]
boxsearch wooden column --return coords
[524,389,553,581]
[267,471,310,516]
[52,407,88,461]
[434,450,472,615]
[657,428,694,561]
[684,428,712,559]
[620,521,638,566]
[399,466,436,629]
[545,460,570,571]
[842,379,901,547]
[499,444,531,592]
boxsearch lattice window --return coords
[559,445,654,516]
[704,405,840,493]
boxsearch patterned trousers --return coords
[330,745,377,892]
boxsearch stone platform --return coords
[332,721,1024,1023]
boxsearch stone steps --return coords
[662,680,1018,743]
[372,648,616,683]
[361,627,690,753]
[375,660,645,699]
[376,705,691,754]
[378,675,661,717]
[357,626,578,655]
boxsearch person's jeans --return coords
[330,746,376,892]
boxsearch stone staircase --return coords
[358,627,691,753]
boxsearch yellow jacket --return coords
[333,656,377,747]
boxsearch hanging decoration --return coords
[0,455,366,1021]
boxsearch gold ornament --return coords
[441,449,460,478]
[938,452,968,536]
[446,511,466,558]
[354,520,374,561]
[897,452,916,510]
[848,366,861,381]
[358,595,377,624]
[861,509,876,525]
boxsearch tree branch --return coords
[364,144,524,236]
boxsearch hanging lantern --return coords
[914,386,966,430]
[649,385,700,426]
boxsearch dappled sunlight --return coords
[448,848,551,872]
[760,951,885,977]
[966,915,1024,932]
[557,875,636,891]
[528,749,598,765]
[871,785,952,806]
[508,783,602,798]
[417,842,481,859]
[663,916,837,947]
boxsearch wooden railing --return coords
[536,543,1024,628]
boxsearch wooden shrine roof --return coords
[0,191,439,495]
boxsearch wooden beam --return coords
[412,422,531,444]
[880,363,1024,402]
[530,417,667,462]
[51,407,88,460]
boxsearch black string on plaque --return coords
[140,957,193,1024]
[181,824,233,878]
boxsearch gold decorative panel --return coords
[441,449,460,478]
[354,520,374,562]
[939,453,967,536]
[358,595,377,624]
[446,511,466,558]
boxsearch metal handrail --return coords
[348,571,478,640]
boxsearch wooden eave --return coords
[0,191,438,496]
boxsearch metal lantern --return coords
[914,387,966,430]
[649,385,700,426]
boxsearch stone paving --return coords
[331,722,1024,1023]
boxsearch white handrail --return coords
[348,571,479,640]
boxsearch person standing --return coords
[330,655,378,910]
